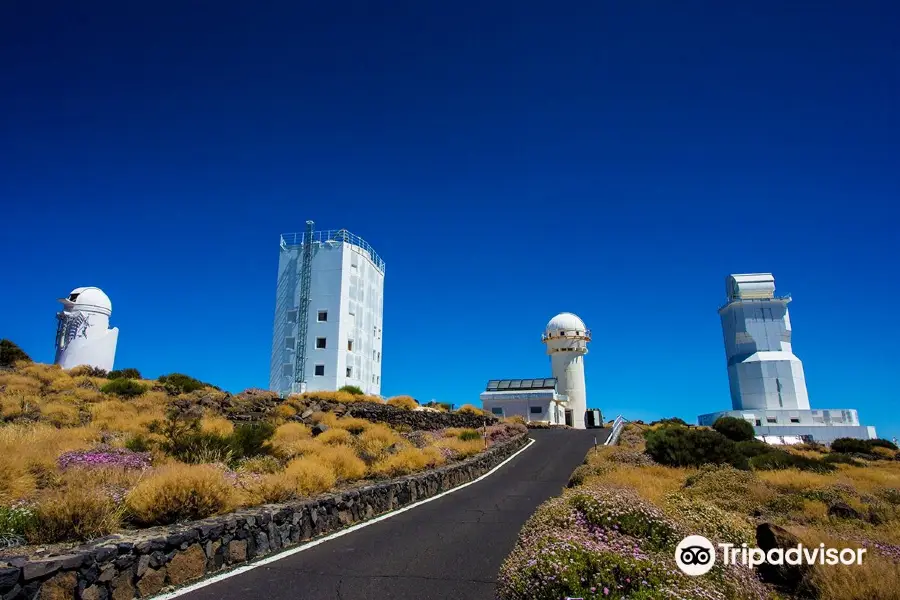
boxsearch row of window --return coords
[314,336,381,361]
[489,406,544,416]
[312,363,380,385]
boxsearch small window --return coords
[376,375,379,384]
[284,337,295,350]
[755,419,762,426]
[316,337,326,349]
[529,406,543,415]
[348,340,354,352]
[314,364,325,376]
[373,350,376,360]
[790,417,800,424]
[491,407,504,416]
[766,416,777,424]
[346,366,352,377]
[377,351,381,362]
[317,310,328,322]
[287,309,298,323]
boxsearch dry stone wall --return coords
[0,434,527,600]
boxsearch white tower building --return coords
[542,312,590,429]
[270,225,385,398]
[719,274,810,411]
[54,287,119,371]
[699,273,876,443]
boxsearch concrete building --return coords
[699,273,876,443]
[54,287,118,372]
[480,312,593,428]
[269,225,385,397]
[480,378,569,424]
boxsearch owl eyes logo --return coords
[675,535,716,576]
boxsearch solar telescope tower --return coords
[542,312,591,429]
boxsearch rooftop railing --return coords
[280,229,385,273]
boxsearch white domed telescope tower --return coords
[54,287,119,371]
[542,312,591,429]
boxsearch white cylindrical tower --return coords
[542,312,590,429]
[54,287,119,371]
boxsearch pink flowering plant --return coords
[497,484,770,600]
[57,444,152,471]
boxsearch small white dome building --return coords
[542,312,591,429]
[54,287,119,371]
[479,312,594,429]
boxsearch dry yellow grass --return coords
[601,464,693,505]
[434,437,483,458]
[456,404,485,416]
[284,457,337,496]
[315,445,367,481]
[244,473,296,504]
[200,416,234,436]
[317,428,353,446]
[386,395,418,410]
[271,422,312,458]
[16,363,65,386]
[355,424,404,462]
[0,372,43,394]
[809,558,900,600]
[756,469,838,493]
[39,400,81,427]
[274,404,298,419]
[331,416,371,434]
[126,464,236,526]
[31,477,124,543]
[89,400,163,434]
[370,447,443,477]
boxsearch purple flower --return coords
[58,445,151,471]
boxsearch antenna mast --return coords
[293,220,315,393]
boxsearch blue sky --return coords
[1,2,897,439]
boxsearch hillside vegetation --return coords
[0,360,523,548]
[499,420,900,600]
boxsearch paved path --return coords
[174,428,606,600]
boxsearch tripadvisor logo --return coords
[675,535,867,576]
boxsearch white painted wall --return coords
[543,313,590,429]
[270,233,385,397]
[720,286,810,411]
[54,287,118,372]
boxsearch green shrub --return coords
[869,438,899,451]
[713,416,756,442]
[100,378,148,398]
[0,504,37,539]
[822,452,865,467]
[108,368,142,380]
[644,426,748,469]
[0,339,31,367]
[158,373,213,395]
[749,450,835,473]
[166,431,234,464]
[338,385,364,395]
[229,422,276,459]
[650,417,688,427]
[458,429,482,441]
[830,438,873,454]
[125,434,154,453]
[735,439,771,458]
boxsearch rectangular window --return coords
[755,419,762,426]
[317,310,328,322]
[377,351,381,362]
[376,375,379,384]
[284,337,295,350]
[766,416,777,424]
[790,417,800,424]
[346,366,352,377]
[491,407,504,416]
[348,340,354,352]
[287,309,298,323]
[314,364,325,376]
[316,337,326,349]
[529,406,543,415]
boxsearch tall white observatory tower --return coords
[542,312,590,429]
[54,287,119,371]
[270,224,385,398]
[720,274,810,411]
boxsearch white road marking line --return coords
[151,437,536,600]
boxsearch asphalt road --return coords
[176,428,607,600]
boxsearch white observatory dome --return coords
[545,312,586,335]
[60,287,112,316]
